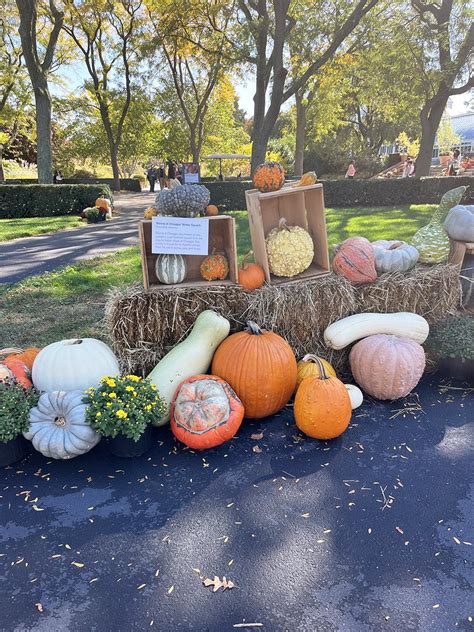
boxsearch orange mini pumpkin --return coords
[205,204,219,216]
[252,161,285,193]
[211,321,297,418]
[294,357,351,440]
[200,253,229,281]
[238,252,265,291]
[171,375,244,449]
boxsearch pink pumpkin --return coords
[349,334,425,400]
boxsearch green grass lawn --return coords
[0,205,435,349]
[0,215,83,241]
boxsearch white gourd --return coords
[324,312,429,350]
[148,310,230,426]
[345,384,363,409]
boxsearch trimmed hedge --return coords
[0,184,113,219]
[5,178,141,192]
[206,176,474,211]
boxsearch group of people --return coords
[146,160,182,192]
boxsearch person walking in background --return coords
[402,157,412,178]
[167,159,176,181]
[158,163,165,190]
[53,169,63,184]
[345,160,356,179]
[146,166,157,192]
[448,149,461,176]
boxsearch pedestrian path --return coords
[0,191,155,284]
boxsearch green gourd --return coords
[411,186,466,263]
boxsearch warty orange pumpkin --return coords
[252,162,285,193]
[200,253,229,281]
[211,321,297,418]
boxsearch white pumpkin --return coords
[32,338,119,392]
[371,240,419,274]
[345,384,363,409]
[25,390,100,459]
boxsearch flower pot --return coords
[437,357,474,382]
[105,425,154,457]
[0,435,29,467]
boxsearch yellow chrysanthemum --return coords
[106,378,116,388]
[126,375,141,382]
[109,392,117,399]
[116,409,128,419]
[106,402,112,407]
[126,386,135,392]
[96,412,101,417]
[145,404,152,411]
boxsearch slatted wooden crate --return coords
[245,183,330,285]
[139,215,238,290]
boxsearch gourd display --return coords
[238,252,265,291]
[200,253,229,281]
[148,310,230,426]
[265,218,314,277]
[411,186,466,263]
[252,161,285,193]
[292,171,317,188]
[155,184,210,217]
[332,237,377,284]
[170,375,244,450]
[349,334,425,400]
[345,384,363,410]
[95,197,111,210]
[294,357,352,440]
[211,321,297,419]
[32,338,120,392]
[144,206,157,219]
[205,205,219,216]
[155,254,187,285]
[295,354,336,391]
[324,312,429,349]
[0,356,32,388]
[371,240,419,274]
[444,205,474,243]
[25,390,100,459]
[0,347,40,372]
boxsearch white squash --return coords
[148,310,230,426]
[345,384,363,409]
[324,312,429,350]
[32,338,119,392]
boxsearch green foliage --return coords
[0,382,39,443]
[84,375,166,441]
[427,316,474,360]
[437,119,461,155]
[0,184,113,218]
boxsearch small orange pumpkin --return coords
[252,161,285,193]
[170,374,244,450]
[95,197,111,210]
[238,251,265,291]
[205,204,219,216]
[0,347,40,372]
[295,354,336,392]
[294,357,351,440]
[211,321,297,418]
[200,253,229,281]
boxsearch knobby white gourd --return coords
[148,310,230,426]
[324,312,429,350]
[345,384,363,409]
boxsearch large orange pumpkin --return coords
[0,347,40,371]
[252,162,285,193]
[295,354,336,392]
[238,252,265,291]
[294,357,351,439]
[170,375,244,449]
[332,237,377,284]
[211,321,297,418]
[200,253,229,281]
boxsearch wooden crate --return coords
[139,215,238,290]
[245,183,330,285]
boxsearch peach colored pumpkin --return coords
[349,334,425,400]
[332,237,377,284]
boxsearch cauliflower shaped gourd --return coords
[155,184,210,218]
[266,217,314,277]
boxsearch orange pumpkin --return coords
[171,375,244,449]
[332,237,377,284]
[238,252,265,291]
[295,354,336,392]
[95,197,111,210]
[294,357,351,439]
[0,347,40,372]
[205,204,219,216]
[200,253,229,281]
[0,356,33,388]
[211,321,297,418]
[252,162,285,193]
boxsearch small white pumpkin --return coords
[32,338,119,392]
[345,384,363,409]
[25,391,100,459]
[371,240,419,274]
[155,254,187,284]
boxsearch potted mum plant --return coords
[427,315,474,381]
[84,375,166,457]
[0,381,39,466]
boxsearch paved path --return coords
[1,375,472,631]
[0,191,155,284]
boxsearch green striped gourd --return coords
[411,186,466,263]
[155,254,187,284]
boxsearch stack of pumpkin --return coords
[81,197,113,224]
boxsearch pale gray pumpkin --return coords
[24,391,100,459]
[155,184,210,217]
[371,240,419,274]
[444,205,474,243]
[155,254,187,284]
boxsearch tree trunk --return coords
[35,86,53,184]
[0,146,5,183]
[294,90,306,176]
[416,97,447,177]
[110,145,121,191]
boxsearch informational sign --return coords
[151,216,209,255]
[183,162,200,184]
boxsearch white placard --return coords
[151,216,209,255]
